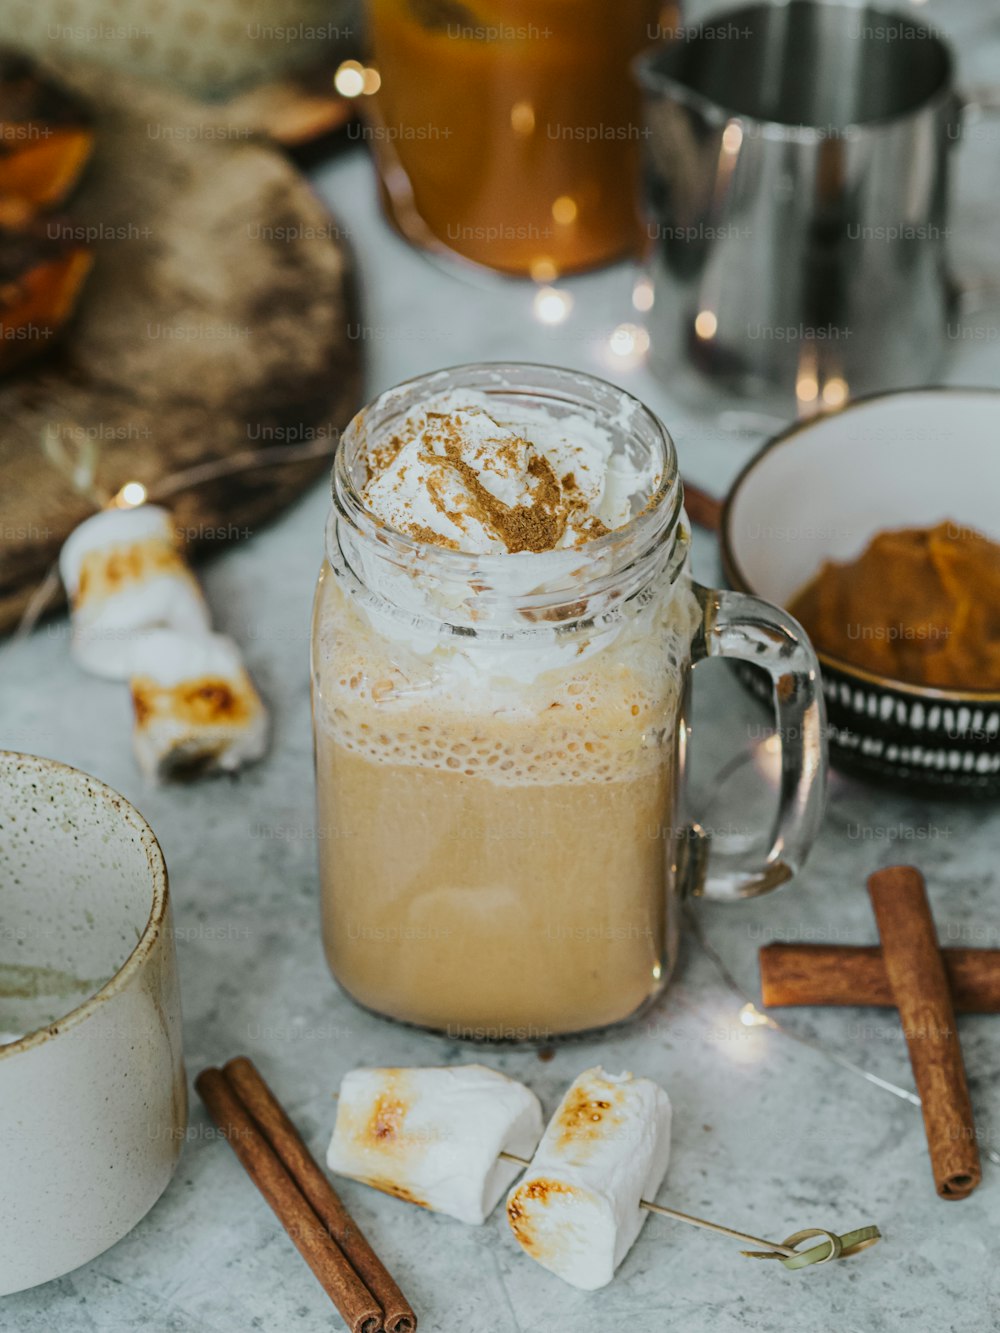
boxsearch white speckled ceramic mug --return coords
[0,752,187,1296]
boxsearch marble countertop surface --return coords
[3,3,1000,1328]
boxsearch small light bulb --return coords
[116,481,147,509]
[694,310,718,340]
[608,323,649,359]
[510,101,535,136]
[334,61,366,98]
[632,278,654,312]
[533,286,573,325]
[530,258,558,283]
[551,195,578,226]
[739,1002,772,1027]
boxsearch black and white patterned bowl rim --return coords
[720,387,1000,797]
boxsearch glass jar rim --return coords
[331,360,682,582]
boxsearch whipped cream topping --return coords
[325,381,693,691]
[361,391,655,555]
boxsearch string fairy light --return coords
[632,277,655,312]
[606,322,650,368]
[685,907,1000,1168]
[15,430,343,640]
[333,60,380,98]
[694,309,718,340]
[532,285,573,325]
[115,481,148,509]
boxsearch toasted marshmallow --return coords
[327,1065,544,1225]
[506,1067,672,1289]
[128,629,268,781]
[59,505,210,678]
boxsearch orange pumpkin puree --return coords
[789,522,1000,691]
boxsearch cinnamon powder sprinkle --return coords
[441,446,567,554]
[405,522,460,550]
[366,408,623,553]
[365,431,406,482]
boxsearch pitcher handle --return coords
[686,583,827,901]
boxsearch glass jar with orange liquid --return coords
[363,0,673,276]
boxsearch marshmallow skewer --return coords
[502,1067,878,1282]
[499,1151,797,1256]
[328,1066,881,1281]
[499,1150,881,1270]
[57,501,269,780]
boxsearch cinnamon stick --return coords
[224,1057,416,1333]
[681,478,723,533]
[760,943,1000,1013]
[867,867,981,1200]
[195,1067,383,1333]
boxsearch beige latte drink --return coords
[312,365,703,1039]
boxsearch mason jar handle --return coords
[686,583,827,901]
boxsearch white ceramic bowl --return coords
[0,753,187,1295]
[721,388,1000,795]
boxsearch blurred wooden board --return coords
[0,58,361,634]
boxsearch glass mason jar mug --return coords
[311,364,826,1040]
